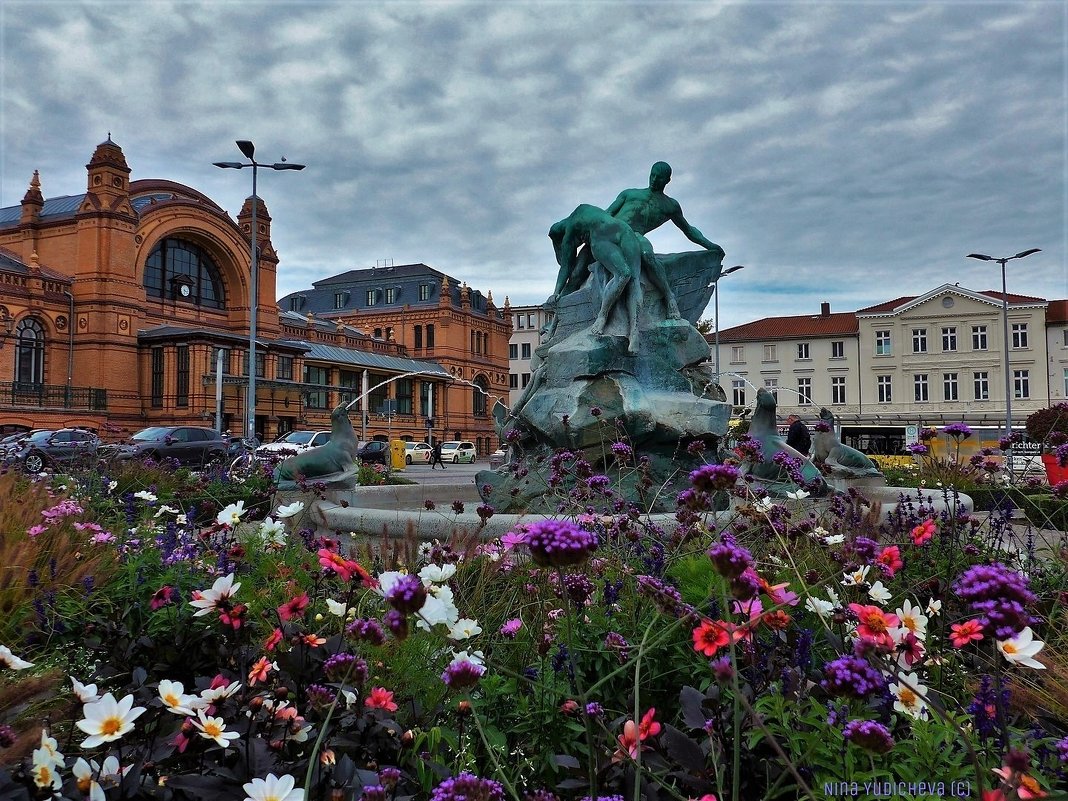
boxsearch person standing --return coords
[430,440,446,469]
[786,414,811,456]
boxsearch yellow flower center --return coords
[898,688,917,707]
[1002,643,1018,655]
[163,693,181,707]
[203,721,223,738]
[100,716,122,736]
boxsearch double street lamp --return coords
[215,141,305,441]
[713,264,746,380]
[966,248,1041,438]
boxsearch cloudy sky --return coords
[1,1,1065,329]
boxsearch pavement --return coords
[387,459,486,486]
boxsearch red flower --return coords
[848,603,899,648]
[692,620,730,657]
[318,549,375,586]
[218,603,247,630]
[277,593,311,622]
[911,519,936,546]
[248,656,276,686]
[614,708,661,761]
[950,619,984,649]
[264,628,283,652]
[301,633,327,647]
[875,545,903,577]
[150,585,176,610]
[364,687,399,712]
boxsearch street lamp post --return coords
[966,248,1041,437]
[215,141,304,442]
[713,265,746,380]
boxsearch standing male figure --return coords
[786,414,811,457]
[430,440,446,469]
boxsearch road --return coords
[389,459,489,486]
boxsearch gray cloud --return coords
[1,1,1063,330]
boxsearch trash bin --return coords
[390,440,406,470]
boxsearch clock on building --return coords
[179,283,191,298]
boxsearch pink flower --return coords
[876,545,903,577]
[911,519,936,546]
[318,549,374,586]
[150,586,176,610]
[499,618,523,638]
[26,525,47,538]
[614,708,661,761]
[264,628,283,652]
[364,687,399,712]
[277,593,310,622]
[950,619,984,649]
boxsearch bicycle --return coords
[228,437,262,474]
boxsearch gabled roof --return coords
[276,340,448,376]
[857,283,1047,316]
[716,311,858,342]
[0,195,84,227]
[136,325,307,352]
[0,246,71,283]
[1046,299,1068,324]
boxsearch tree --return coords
[696,318,714,335]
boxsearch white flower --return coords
[825,587,841,606]
[447,618,482,640]
[805,596,834,618]
[176,514,188,526]
[289,723,313,743]
[0,645,34,670]
[755,496,774,511]
[76,692,146,748]
[154,505,180,518]
[71,677,100,703]
[997,627,1046,669]
[192,709,240,748]
[841,566,870,587]
[925,597,942,617]
[133,490,157,502]
[243,772,305,801]
[895,599,928,640]
[375,571,408,597]
[810,525,829,539]
[72,757,125,801]
[342,690,358,708]
[189,573,241,616]
[38,730,63,767]
[786,489,810,500]
[201,681,242,703]
[275,501,305,520]
[325,599,348,617]
[867,581,892,604]
[216,501,247,527]
[889,672,929,719]
[107,480,118,492]
[450,649,486,667]
[31,749,62,790]
[258,517,286,546]
[823,534,845,545]
[416,585,460,631]
[158,679,202,715]
[419,563,456,584]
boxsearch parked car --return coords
[405,442,432,464]
[489,448,508,469]
[0,430,41,459]
[9,428,100,473]
[356,440,390,465]
[440,440,476,464]
[103,426,228,467]
[256,430,331,457]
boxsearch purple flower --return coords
[1055,442,1068,468]
[451,500,465,514]
[820,655,886,699]
[708,535,753,579]
[476,503,495,521]
[306,683,336,709]
[842,719,895,754]
[378,768,402,788]
[907,443,928,456]
[689,464,740,493]
[361,786,388,801]
[385,574,428,615]
[1054,735,1068,763]
[710,656,734,683]
[0,725,14,748]
[383,608,408,641]
[603,632,630,663]
[584,702,604,718]
[563,573,595,604]
[610,441,633,459]
[500,618,523,638]
[424,499,436,510]
[636,575,693,619]
[590,406,602,417]
[942,422,973,439]
[730,567,761,601]
[431,774,505,801]
[347,618,387,646]
[523,520,598,567]
[323,653,367,684]
[953,563,1036,639]
[442,659,485,690]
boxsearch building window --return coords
[414,325,423,349]
[526,314,534,328]
[515,315,525,329]
[762,344,776,362]
[366,289,377,306]
[385,327,393,342]
[912,328,927,353]
[419,284,431,302]
[509,373,518,389]
[521,373,531,388]
[386,287,397,304]
[334,292,347,310]
[396,378,413,414]
[1013,370,1030,399]
[521,343,531,359]
[211,347,230,375]
[875,330,891,356]
[1063,329,1068,347]
[942,327,957,352]
[797,342,810,360]
[764,378,778,400]
[1011,323,1028,349]
[242,351,265,378]
[143,237,226,309]
[973,371,989,400]
[913,373,928,403]
[877,375,892,403]
[277,355,293,381]
[797,377,812,405]
[509,343,518,360]
[731,345,744,362]
[1064,368,1068,397]
[943,373,958,401]
[150,348,164,408]
[304,365,329,409]
[176,346,189,407]
[972,325,987,350]
[732,380,746,407]
[831,376,846,405]
[831,341,845,359]
[473,377,489,417]
[426,325,435,348]
[14,318,45,385]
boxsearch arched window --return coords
[144,237,226,309]
[473,375,489,417]
[14,318,45,386]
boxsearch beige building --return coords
[506,303,553,408]
[716,284,1063,453]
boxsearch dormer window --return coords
[334,291,350,310]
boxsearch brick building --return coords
[278,263,512,455]
[0,138,453,443]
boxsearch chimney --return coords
[820,302,830,317]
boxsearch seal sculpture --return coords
[744,387,826,491]
[275,403,360,486]
[812,407,883,478]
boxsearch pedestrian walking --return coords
[430,441,446,469]
[785,414,811,457]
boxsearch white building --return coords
[506,303,553,408]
